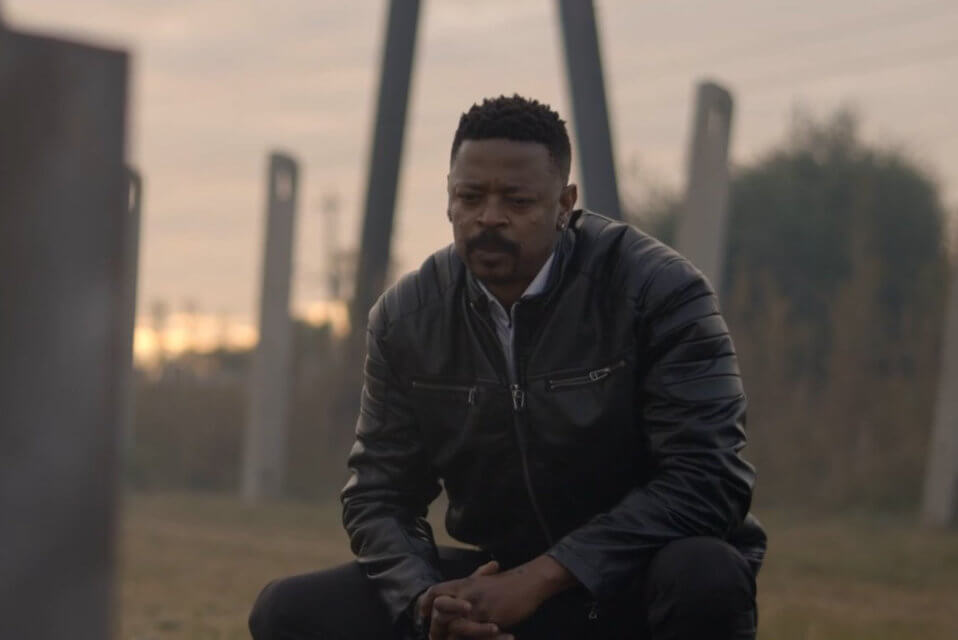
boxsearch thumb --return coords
[471,560,500,576]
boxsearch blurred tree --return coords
[627,109,951,508]
[630,109,948,382]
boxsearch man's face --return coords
[447,138,576,288]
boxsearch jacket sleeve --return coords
[547,257,755,600]
[341,299,443,623]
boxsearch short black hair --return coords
[450,94,572,182]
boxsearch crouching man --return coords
[250,94,766,639]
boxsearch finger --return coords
[419,587,438,619]
[433,594,472,618]
[470,560,500,577]
[448,617,501,637]
[430,605,475,640]
[420,581,462,618]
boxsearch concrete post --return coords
[557,0,622,219]
[241,152,300,501]
[351,0,420,332]
[675,81,734,294]
[0,26,129,640]
[921,250,958,526]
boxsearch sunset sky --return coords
[7,0,958,353]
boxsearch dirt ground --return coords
[118,492,958,639]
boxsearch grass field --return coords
[119,491,958,639]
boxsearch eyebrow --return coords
[454,181,536,194]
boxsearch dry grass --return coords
[118,492,958,639]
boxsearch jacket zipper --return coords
[410,380,478,405]
[469,297,555,548]
[510,383,554,547]
[510,300,555,549]
[546,359,627,391]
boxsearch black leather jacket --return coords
[341,211,766,623]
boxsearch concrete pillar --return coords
[922,251,958,526]
[0,25,129,640]
[675,81,734,293]
[557,0,622,220]
[351,0,420,331]
[241,152,300,501]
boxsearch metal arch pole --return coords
[557,0,622,219]
[675,81,734,295]
[351,0,421,333]
[241,152,300,502]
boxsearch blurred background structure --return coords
[2,0,957,638]
[0,18,132,640]
[557,0,622,219]
[675,81,734,291]
[241,152,300,502]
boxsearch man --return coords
[249,95,766,639]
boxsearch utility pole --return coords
[557,0,622,219]
[321,192,342,299]
[0,23,129,640]
[351,0,421,334]
[675,81,734,295]
[241,152,300,501]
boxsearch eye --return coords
[458,192,481,203]
[509,197,535,206]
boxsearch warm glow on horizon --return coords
[300,299,351,338]
[132,299,350,364]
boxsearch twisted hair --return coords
[450,94,571,182]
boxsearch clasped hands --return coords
[416,555,574,640]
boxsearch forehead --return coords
[449,139,558,186]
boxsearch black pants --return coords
[249,537,757,639]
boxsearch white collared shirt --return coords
[476,252,555,382]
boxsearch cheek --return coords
[450,216,469,246]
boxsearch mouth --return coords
[466,236,518,258]
[472,246,510,257]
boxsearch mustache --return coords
[465,229,519,257]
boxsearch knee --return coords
[248,578,293,640]
[646,537,755,624]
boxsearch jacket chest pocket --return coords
[545,359,628,391]
[536,359,633,434]
[410,379,481,461]
[411,380,478,405]
[410,379,510,463]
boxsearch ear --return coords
[556,183,578,229]
[446,174,454,222]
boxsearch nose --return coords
[476,197,508,227]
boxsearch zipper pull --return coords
[511,384,526,411]
[467,387,477,405]
[588,367,611,382]
[587,601,600,621]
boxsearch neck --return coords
[483,280,531,309]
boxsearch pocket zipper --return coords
[411,380,478,405]
[546,359,627,391]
